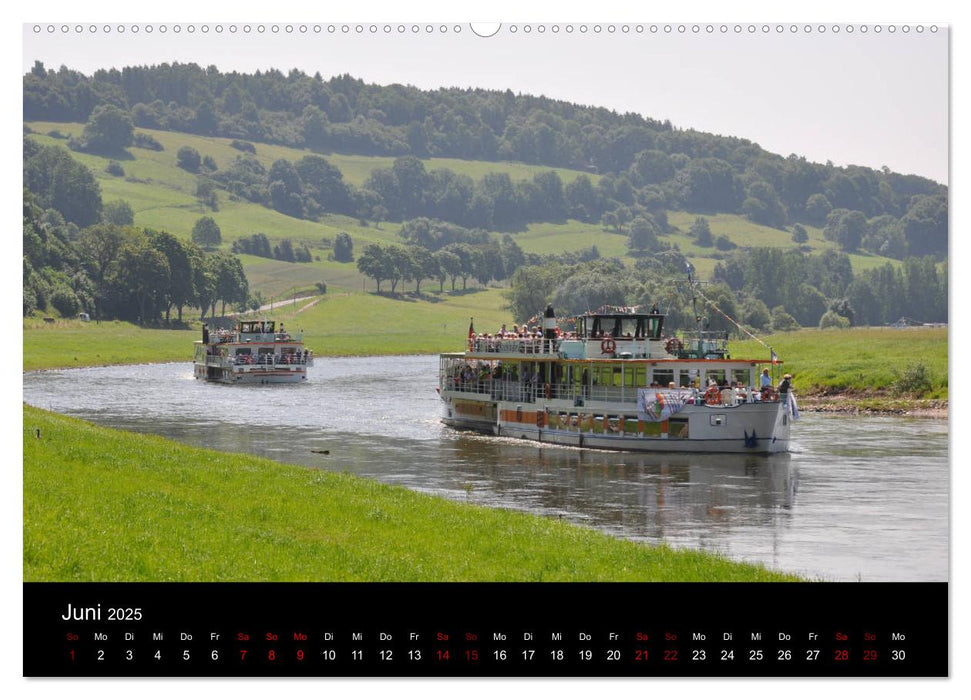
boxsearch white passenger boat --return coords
[193,319,313,384]
[438,306,797,454]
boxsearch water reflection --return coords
[23,359,947,582]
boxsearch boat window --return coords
[623,416,640,436]
[732,368,750,386]
[704,369,726,386]
[607,416,621,434]
[593,416,606,434]
[678,370,691,387]
[652,368,674,387]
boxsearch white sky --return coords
[20,19,948,184]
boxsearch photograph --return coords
[20,18,949,679]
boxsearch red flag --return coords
[468,318,475,338]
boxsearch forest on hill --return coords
[24,61,946,259]
[22,61,949,331]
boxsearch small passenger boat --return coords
[193,319,313,384]
[438,305,797,454]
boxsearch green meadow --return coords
[25,121,903,303]
[732,326,948,399]
[23,319,196,371]
[23,406,797,582]
[22,287,512,369]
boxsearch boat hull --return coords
[193,363,307,384]
[441,394,791,454]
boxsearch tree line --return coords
[23,140,250,323]
[355,219,526,294]
[24,61,947,259]
[504,248,946,333]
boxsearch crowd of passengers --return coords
[470,323,579,353]
[448,361,792,404]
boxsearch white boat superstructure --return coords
[438,307,796,454]
[193,319,313,384]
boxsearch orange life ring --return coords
[601,336,617,354]
[665,337,684,355]
[705,386,722,405]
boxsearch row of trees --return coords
[230,232,313,263]
[23,142,250,323]
[25,195,249,322]
[355,219,528,294]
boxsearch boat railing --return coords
[231,352,313,366]
[443,375,785,407]
[470,337,559,355]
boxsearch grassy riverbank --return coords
[22,406,797,582]
[732,327,948,410]
[22,288,508,370]
[23,319,196,371]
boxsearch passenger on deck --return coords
[778,374,792,394]
[760,368,772,388]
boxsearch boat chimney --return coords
[543,305,557,340]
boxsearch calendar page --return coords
[21,17,949,679]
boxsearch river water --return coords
[23,356,948,582]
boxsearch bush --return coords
[202,155,218,172]
[177,146,201,172]
[50,286,81,317]
[770,306,800,332]
[294,244,313,263]
[23,286,38,317]
[196,179,219,210]
[893,362,932,396]
[230,140,256,154]
[818,310,850,329]
[714,234,736,251]
[47,130,67,139]
[133,132,164,151]
[105,161,125,177]
[103,200,135,226]
[315,282,328,294]
[333,232,354,262]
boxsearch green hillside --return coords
[25,121,903,302]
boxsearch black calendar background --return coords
[24,582,947,677]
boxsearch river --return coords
[22,356,948,582]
